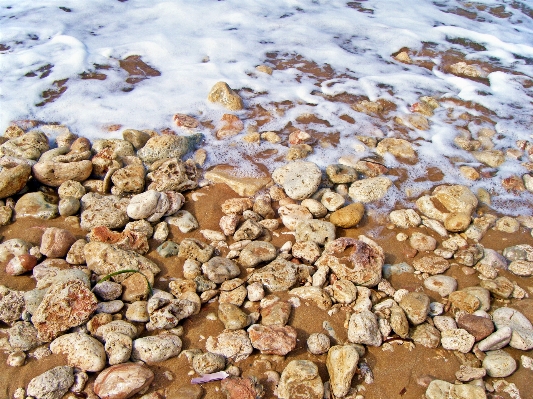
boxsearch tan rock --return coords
[205,166,272,196]
[207,81,244,111]
[0,164,31,199]
[32,160,92,187]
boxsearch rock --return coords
[276,360,323,399]
[94,363,154,399]
[249,257,298,292]
[478,327,512,353]
[472,149,505,167]
[50,332,106,372]
[27,366,74,399]
[156,241,180,257]
[205,329,253,362]
[205,166,272,196]
[247,324,297,355]
[105,332,133,365]
[424,275,457,297]
[177,238,214,263]
[0,131,49,160]
[127,190,165,220]
[324,279,357,305]
[146,299,197,330]
[218,302,250,330]
[409,232,437,252]
[389,209,421,228]
[247,282,265,302]
[89,226,150,254]
[272,161,322,200]
[444,212,471,232]
[399,292,430,325]
[40,227,76,258]
[292,241,321,264]
[32,160,92,187]
[289,286,332,310]
[411,323,441,348]
[462,286,491,312]
[31,279,98,342]
[84,242,160,282]
[456,313,494,341]
[0,164,31,199]
[455,365,486,382]
[480,276,514,299]
[137,134,201,163]
[416,185,478,223]
[7,321,42,351]
[58,196,80,216]
[278,204,313,230]
[132,334,182,364]
[301,198,328,218]
[7,351,26,366]
[329,202,365,228]
[260,301,291,326]
[483,350,517,377]
[202,256,240,283]
[425,379,486,399]
[238,241,277,268]
[192,352,226,374]
[93,281,122,301]
[492,307,533,350]
[166,210,199,233]
[95,320,138,341]
[448,291,480,313]
[390,305,410,338]
[97,300,124,314]
[111,163,146,195]
[317,236,384,287]
[80,193,129,230]
[347,310,382,346]
[221,377,264,399]
[321,190,345,212]
[147,159,198,192]
[503,244,533,261]
[207,81,244,111]
[326,164,359,184]
[440,329,475,353]
[5,254,38,275]
[509,260,533,277]
[125,301,149,323]
[153,221,169,241]
[14,191,59,219]
[326,345,359,398]
[412,255,450,275]
[307,333,330,354]
[122,129,151,149]
[295,219,336,245]
[233,219,263,241]
[348,176,392,203]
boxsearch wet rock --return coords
[301,198,328,218]
[221,377,264,399]
[472,149,505,167]
[424,275,457,297]
[248,324,297,355]
[347,310,382,346]
[32,279,97,342]
[207,81,244,111]
[448,291,480,313]
[503,243,533,261]
[80,193,129,230]
[233,219,263,241]
[153,221,169,241]
[409,232,437,252]
[27,366,74,399]
[247,282,265,302]
[84,242,160,282]
[94,363,154,399]
[219,278,247,306]
[292,241,321,264]
[425,379,486,399]
[323,280,356,305]
[416,185,478,223]
[14,191,59,219]
[260,301,291,326]
[440,329,475,353]
[249,257,298,292]
[127,190,166,220]
[50,332,106,372]
[201,257,240,283]
[483,350,517,377]
[132,334,182,364]
[289,286,332,310]
[238,241,277,268]
[156,240,179,257]
[95,320,138,341]
[399,292,430,325]
[492,307,533,350]
[146,299,196,330]
[390,305,410,338]
[100,329,133,357]
[276,360,323,399]
[316,236,384,287]
[457,313,494,341]
[411,323,441,348]
[218,302,250,330]
[206,329,253,362]
[147,158,198,192]
[58,180,86,199]
[462,286,491,312]
[278,204,313,230]
[192,352,226,374]
[389,209,421,228]
[455,365,486,382]
[166,210,199,233]
[376,137,416,160]
[111,163,145,195]
[326,345,359,398]
[307,333,330,354]
[478,326,513,351]
[33,160,92,187]
[509,260,533,277]
[122,129,151,150]
[178,238,214,263]
[326,164,358,184]
[272,161,322,200]
[6,254,38,275]
[480,276,514,299]
[412,255,450,275]
[7,321,42,351]
[93,280,122,301]
[295,219,336,245]
[97,300,124,314]
[348,176,392,203]
[137,134,201,163]
[40,227,76,258]
[321,190,345,211]
[122,270,154,302]
[0,164,31,199]
[329,202,365,228]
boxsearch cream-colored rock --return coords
[376,138,417,160]
[50,332,106,372]
[326,345,359,398]
[276,360,323,399]
[348,176,392,203]
[207,81,244,111]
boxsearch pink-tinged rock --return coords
[247,324,297,355]
[6,254,38,275]
[40,227,77,258]
[32,279,98,342]
[220,377,264,399]
[94,363,154,399]
[88,226,149,254]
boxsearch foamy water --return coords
[1,0,533,213]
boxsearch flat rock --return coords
[424,275,457,297]
[276,360,323,399]
[205,166,272,196]
[14,192,59,219]
[238,241,277,267]
[248,324,297,355]
[50,332,106,372]
[33,160,92,187]
[137,134,201,163]
[425,380,486,399]
[80,193,129,230]
[205,329,253,362]
[40,227,76,258]
[272,161,322,200]
[412,255,450,275]
[27,366,74,399]
[249,257,298,292]
[326,345,360,398]
[132,334,182,364]
[457,313,494,341]
[348,176,392,203]
[218,302,250,330]
[94,363,154,399]
[440,328,475,353]
[295,219,336,245]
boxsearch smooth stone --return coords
[480,276,514,299]
[424,275,457,297]
[412,255,450,275]
[260,301,291,326]
[411,323,441,348]
[324,279,357,305]
[96,300,124,314]
[326,345,359,398]
[456,313,494,341]
[125,301,149,323]
[492,307,533,350]
[289,286,332,310]
[58,196,80,216]
[329,202,365,228]
[239,241,277,267]
[32,160,92,187]
[425,380,486,399]
[166,210,199,233]
[477,326,513,351]
[122,129,151,150]
[40,227,76,258]
[347,310,382,346]
[389,209,421,228]
[326,164,358,183]
[276,360,323,399]
[205,329,253,362]
[399,292,430,325]
[132,334,182,364]
[0,164,31,199]
[509,260,533,277]
[482,350,517,377]
[278,204,313,230]
[93,281,122,301]
[126,190,162,219]
[409,232,437,252]
[218,302,250,330]
[448,291,480,313]
[295,219,336,245]
[205,166,272,196]
[94,363,154,399]
[156,241,180,257]
[14,192,59,219]
[50,332,106,372]
[348,176,392,203]
[27,366,74,399]
[272,161,322,200]
[307,333,330,355]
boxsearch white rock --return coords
[440,329,475,353]
[424,275,457,297]
[348,176,392,203]
[389,209,421,228]
[321,191,345,212]
[272,161,322,200]
[347,310,382,346]
[166,210,199,233]
[477,326,513,351]
[132,334,182,364]
[492,307,533,350]
[482,350,517,377]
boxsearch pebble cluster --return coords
[1,86,533,399]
